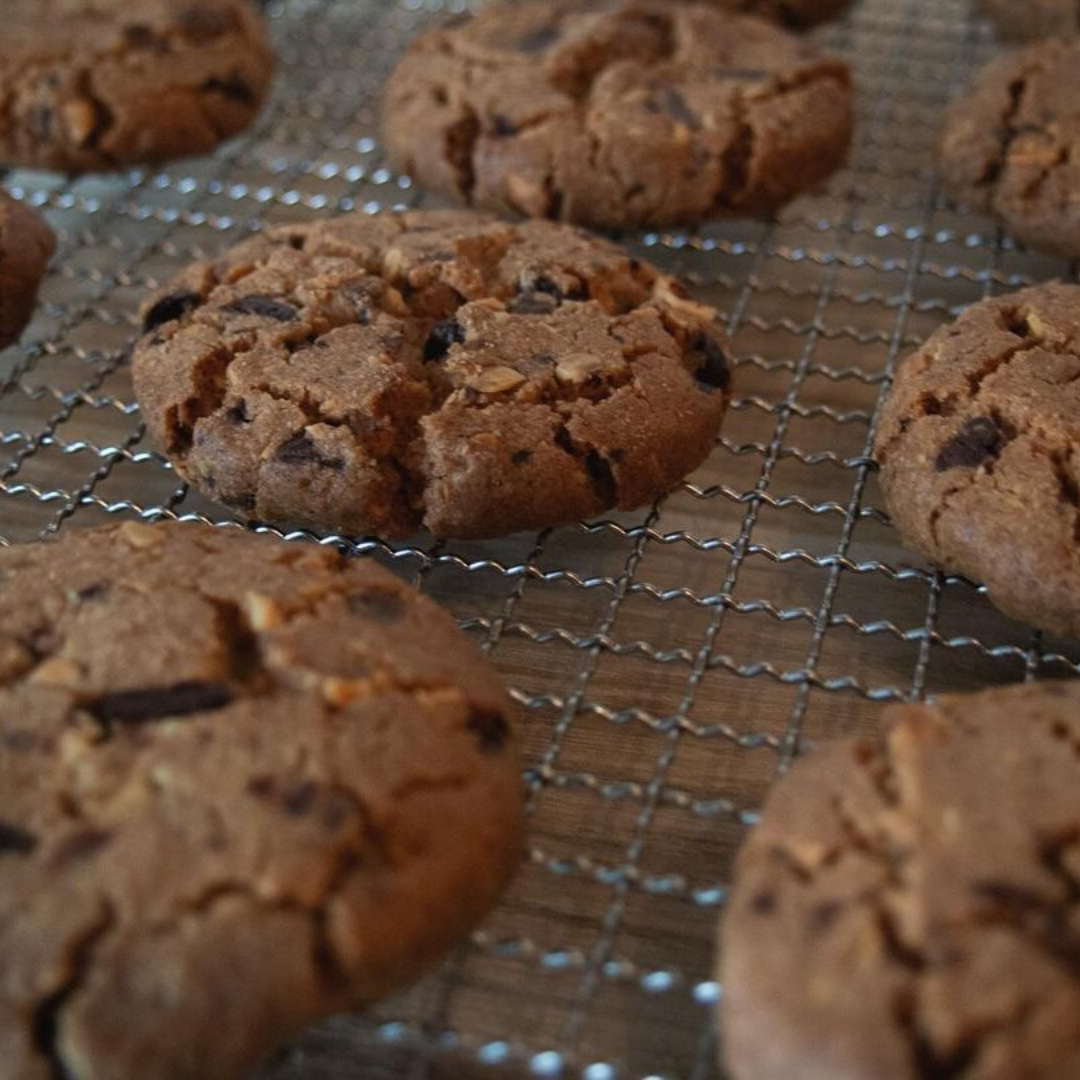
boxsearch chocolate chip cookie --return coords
[0,192,54,350]
[0,521,523,1080]
[941,38,1080,258]
[717,0,851,26]
[721,681,1080,1080]
[0,0,275,173]
[381,1,854,230]
[977,0,1080,41]
[875,283,1080,640]
[131,209,731,539]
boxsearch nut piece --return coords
[118,522,166,550]
[652,277,717,328]
[321,676,375,708]
[244,592,286,633]
[555,352,606,384]
[61,100,99,146]
[29,657,82,687]
[467,366,526,394]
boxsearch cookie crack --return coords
[31,901,116,1080]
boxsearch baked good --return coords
[720,681,1080,1080]
[976,0,1080,41]
[0,520,522,1080]
[381,0,854,230]
[874,283,1080,639]
[0,0,275,173]
[0,193,54,349]
[715,0,851,27]
[941,38,1080,258]
[131,209,732,539]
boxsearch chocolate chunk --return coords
[517,23,560,52]
[274,433,345,471]
[508,291,559,315]
[90,681,234,724]
[202,73,255,104]
[492,113,519,137]
[0,820,38,856]
[347,589,407,623]
[142,290,203,333]
[585,450,617,505]
[691,332,732,392]
[467,708,510,753]
[512,449,532,465]
[423,318,466,362]
[554,425,575,454]
[225,400,250,424]
[226,295,298,321]
[530,274,587,302]
[935,416,1014,471]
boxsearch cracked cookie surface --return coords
[976,0,1080,41]
[131,209,732,539]
[941,39,1080,258]
[875,283,1080,639]
[381,0,853,230]
[0,521,523,1080]
[0,192,54,350]
[0,0,274,173]
[720,681,1080,1080]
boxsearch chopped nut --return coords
[322,676,375,708]
[61,99,99,146]
[555,352,605,384]
[467,366,526,394]
[30,657,82,687]
[244,592,286,632]
[118,522,165,549]
[652,277,716,327]
[0,640,34,683]
[1023,310,1046,340]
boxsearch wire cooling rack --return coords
[3,0,1080,1076]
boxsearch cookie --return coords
[131,209,732,539]
[720,681,1080,1080]
[0,521,522,1080]
[0,193,55,350]
[0,0,275,173]
[976,0,1080,41]
[715,0,851,26]
[381,1,854,230]
[875,283,1080,640]
[941,38,1080,258]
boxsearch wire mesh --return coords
[2,0,1079,1076]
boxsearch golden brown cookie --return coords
[381,0,854,230]
[0,0,275,173]
[721,682,1080,1080]
[0,521,523,1080]
[941,38,1080,258]
[875,283,1080,640]
[0,192,54,350]
[132,209,732,539]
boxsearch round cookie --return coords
[976,0,1080,42]
[0,0,275,173]
[721,681,1080,1080]
[941,39,1080,258]
[131,209,732,539]
[0,521,522,1080]
[874,283,1080,639]
[0,193,54,350]
[716,0,851,26]
[381,1,854,230]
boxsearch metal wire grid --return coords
[2,0,1079,1076]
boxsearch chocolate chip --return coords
[54,829,112,863]
[202,73,255,104]
[423,318,466,362]
[691,332,732,392]
[76,582,109,603]
[935,416,1014,471]
[90,681,234,724]
[347,589,407,623]
[512,449,532,465]
[282,780,318,817]
[0,820,38,856]
[554,425,575,454]
[529,274,587,302]
[226,295,298,321]
[225,400,250,425]
[142,290,203,333]
[517,23,560,52]
[751,890,776,914]
[585,450,617,505]
[492,113,519,137]
[467,708,510,753]
[274,433,345,470]
[509,291,559,315]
